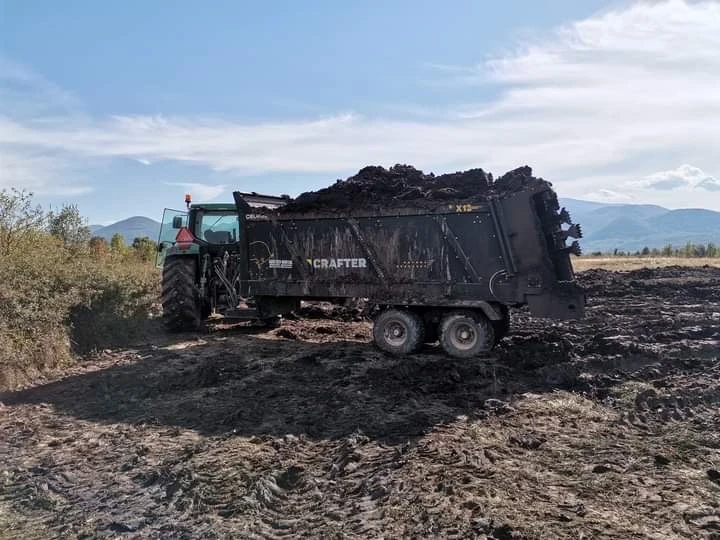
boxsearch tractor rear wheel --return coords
[162,257,202,332]
[439,310,494,358]
[373,309,424,355]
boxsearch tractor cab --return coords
[156,203,239,266]
[157,193,291,266]
[188,203,240,246]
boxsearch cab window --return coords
[197,212,239,244]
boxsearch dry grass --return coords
[608,381,657,408]
[518,390,615,422]
[574,256,720,272]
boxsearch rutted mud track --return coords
[1,267,719,539]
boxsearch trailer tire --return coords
[440,310,495,358]
[373,309,424,355]
[161,257,202,332]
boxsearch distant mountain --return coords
[591,216,654,241]
[92,216,161,242]
[559,198,720,252]
[650,209,720,233]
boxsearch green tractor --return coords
[156,193,292,331]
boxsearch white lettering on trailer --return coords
[307,258,367,269]
[268,259,293,269]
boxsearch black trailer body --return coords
[232,182,585,357]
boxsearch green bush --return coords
[0,189,159,390]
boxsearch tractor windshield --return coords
[197,212,239,244]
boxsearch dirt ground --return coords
[1,266,719,539]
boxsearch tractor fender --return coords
[378,301,505,321]
[420,301,504,320]
[164,244,201,257]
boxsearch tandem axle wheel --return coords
[439,310,495,358]
[372,307,503,358]
[372,309,424,355]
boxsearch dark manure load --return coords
[278,164,542,214]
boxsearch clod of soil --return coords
[278,164,549,214]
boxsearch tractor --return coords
[156,193,292,331]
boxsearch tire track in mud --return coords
[1,266,720,538]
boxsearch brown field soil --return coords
[1,266,719,539]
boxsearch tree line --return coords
[0,187,157,262]
[589,242,720,258]
[90,234,158,263]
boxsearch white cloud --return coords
[629,164,719,191]
[0,148,93,196]
[1,1,720,208]
[163,182,225,201]
[0,55,91,197]
[697,177,720,192]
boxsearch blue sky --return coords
[1,0,720,224]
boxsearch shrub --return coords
[0,189,159,390]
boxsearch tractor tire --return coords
[161,257,202,332]
[439,310,494,358]
[372,309,424,355]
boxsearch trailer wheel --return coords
[373,309,424,355]
[440,310,495,358]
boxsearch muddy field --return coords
[1,266,719,539]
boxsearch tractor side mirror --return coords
[172,216,184,228]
